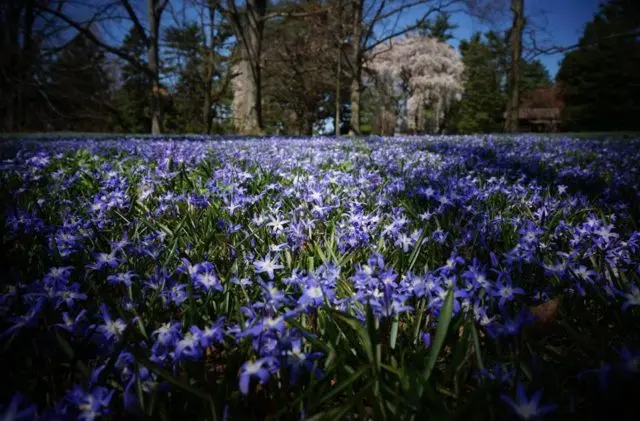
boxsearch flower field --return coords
[1,135,640,420]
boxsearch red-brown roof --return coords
[520,85,564,109]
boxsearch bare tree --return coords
[260,3,337,135]
[0,0,61,131]
[466,0,558,134]
[226,0,461,135]
[38,0,170,134]
[223,1,331,135]
[168,0,234,134]
[200,1,234,134]
[146,0,169,133]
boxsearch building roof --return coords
[502,108,562,121]
[518,107,562,121]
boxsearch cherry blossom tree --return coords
[369,34,464,133]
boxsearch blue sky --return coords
[84,0,603,80]
[444,0,603,78]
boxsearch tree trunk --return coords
[203,2,216,135]
[234,53,261,134]
[233,0,265,135]
[434,96,442,133]
[147,0,163,134]
[504,0,524,133]
[334,0,343,137]
[302,116,313,136]
[335,40,342,136]
[16,0,35,131]
[203,78,212,134]
[2,0,23,131]
[348,0,363,136]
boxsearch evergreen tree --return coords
[556,0,640,131]
[418,12,458,42]
[520,59,552,93]
[449,30,553,134]
[164,18,234,134]
[453,33,504,133]
[47,33,113,131]
[112,28,152,133]
[165,24,207,133]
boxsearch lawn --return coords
[1,135,639,420]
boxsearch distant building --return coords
[516,107,562,132]
[507,85,565,132]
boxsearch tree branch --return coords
[364,3,456,53]
[262,5,331,22]
[36,4,152,77]
[525,29,640,60]
[118,0,149,44]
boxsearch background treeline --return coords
[1,0,639,136]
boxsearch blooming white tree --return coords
[369,34,464,133]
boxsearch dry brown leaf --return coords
[530,296,562,326]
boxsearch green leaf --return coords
[407,229,428,272]
[318,364,370,406]
[411,299,426,345]
[330,310,375,364]
[131,350,211,401]
[365,303,381,372]
[423,288,454,382]
[469,321,485,370]
[54,332,91,378]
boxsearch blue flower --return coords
[500,383,557,420]
[238,357,279,395]
[95,304,127,342]
[195,269,223,292]
[152,321,182,346]
[242,315,286,338]
[490,278,525,307]
[55,309,88,333]
[86,250,121,271]
[487,308,536,338]
[298,282,333,308]
[254,254,284,280]
[55,282,87,309]
[578,363,612,389]
[166,283,189,306]
[421,332,431,349]
[106,271,137,287]
[0,299,44,341]
[438,253,465,275]
[197,319,226,347]
[174,329,203,361]
[260,282,288,307]
[620,285,640,311]
[66,385,114,421]
[476,362,516,385]
[618,347,640,375]
[43,266,74,286]
[110,233,131,252]
[0,393,37,421]
[176,258,203,281]
[283,338,323,384]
